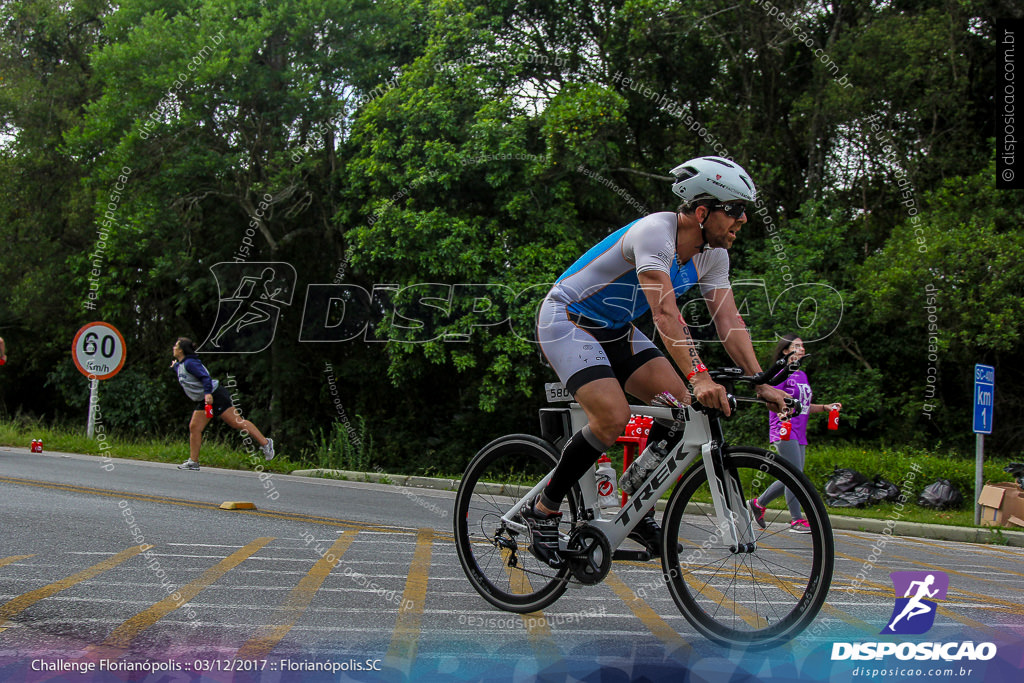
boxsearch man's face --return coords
[172,342,183,360]
[701,204,748,249]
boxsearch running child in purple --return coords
[747,334,842,533]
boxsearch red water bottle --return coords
[828,406,840,431]
[205,403,214,419]
[779,420,792,441]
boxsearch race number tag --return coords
[544,383,572,402]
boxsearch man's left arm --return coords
[705,287,789,413]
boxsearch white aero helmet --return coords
[669,156,757,204]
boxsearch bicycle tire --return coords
[661,446,834,647]
[453,434,581,613]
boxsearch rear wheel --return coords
[453,434,581,613]
[661,447,834,647]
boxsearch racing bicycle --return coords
[453,359,834,647]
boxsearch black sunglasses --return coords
[712,202,747,218]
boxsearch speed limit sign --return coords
[72,322,126,380]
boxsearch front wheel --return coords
[661,447,834,647]
[453,434,580,613]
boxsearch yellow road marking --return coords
[834,542,1024,613]
[674,551,770,630]
[818,602,876,635]
[677,518,873,638]
[235,533,357,659]
[0,546,147,632]
[839,533,1024,586]
[875,532,1024,558]
[732,537,876,637]
[491,543,561,664]
[0,475,410,534]
[101,537,274,649]
[831,547,1024,637]
[386,528,434,673]
[605,570,695,659]
[0,555,34,570]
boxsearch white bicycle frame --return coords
[500,402,758,554]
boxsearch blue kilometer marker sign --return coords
[973,364,995,435]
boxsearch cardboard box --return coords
[977,482,1024,526]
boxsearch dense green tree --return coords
[0,0,1018,468]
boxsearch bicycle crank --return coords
[564,526,612,585]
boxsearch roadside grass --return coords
[0,419,302,474]
[3,418,1021,532]
[603,441,1022,530]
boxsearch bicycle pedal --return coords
[612,548,654,562]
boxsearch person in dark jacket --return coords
[170,337,274,470]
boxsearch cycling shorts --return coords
[537,296,662,395]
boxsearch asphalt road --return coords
[0,446,1022,682]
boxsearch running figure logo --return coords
[881,571,949,635]
[199,262,296,353]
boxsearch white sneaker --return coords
[177,459,199,471]
[261,438,275,461]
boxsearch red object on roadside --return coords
[828,407,840,431]
[779,420,792,441]
[205,404,214,419]
[30,439,43,453]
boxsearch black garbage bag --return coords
[917,478,963,510]
[1004,462,1024,490]
[824,467,869,498]
[869,476,902,503]
[827,486,873,508]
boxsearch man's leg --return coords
[623,356,689,405]
[524,377,627,567]
[621,356,690,553]
[536,377,629,514]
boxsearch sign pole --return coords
[72,322,126,439]
[975,434,984,525]
[972,364,995,526]
[87,377,98,439]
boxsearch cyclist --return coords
[528,155,789,566]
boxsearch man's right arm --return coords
[638,269,731,414]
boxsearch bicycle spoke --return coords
[663,449,833,646]
[454,435,576,614]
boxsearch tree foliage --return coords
[0,0,1019,469]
